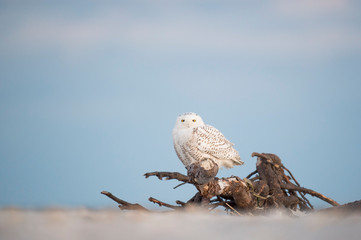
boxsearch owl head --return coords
[174,112,205,129]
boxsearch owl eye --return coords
[181,119,185,122]
[192,119,196,122]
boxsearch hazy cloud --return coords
[1,1,361,59]
[274,0,350,16]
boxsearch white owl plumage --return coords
[172,112,243,169]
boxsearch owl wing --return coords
[193,125,243,166]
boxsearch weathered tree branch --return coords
[144,171,189,182]
[148,197,183,210]
[101,191,149,211]
[246,170,258,179]
[280,183,339,206]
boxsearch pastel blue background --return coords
[1,0,361,209]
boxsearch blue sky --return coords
[1,0,361,208]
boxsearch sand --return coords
[1,208,360,240]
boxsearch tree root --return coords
[102,152,339,214]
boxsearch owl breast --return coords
[172,128,194,166]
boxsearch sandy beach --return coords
[1,208,360,240]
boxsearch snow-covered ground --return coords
[1,208,360,240]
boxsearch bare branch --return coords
[173,182,187,189]
[148,197,183,210]
[246,170,258,179]
[101,191,149,211]
[280,183,340,206]
[176,200,186,206]
[144,171,189,182]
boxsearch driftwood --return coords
[320,200,361,215]
[102,152,339,215]
[101,191,149,211]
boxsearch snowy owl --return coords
[172,112,243,169]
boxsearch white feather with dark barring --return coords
[172,112,244,169]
